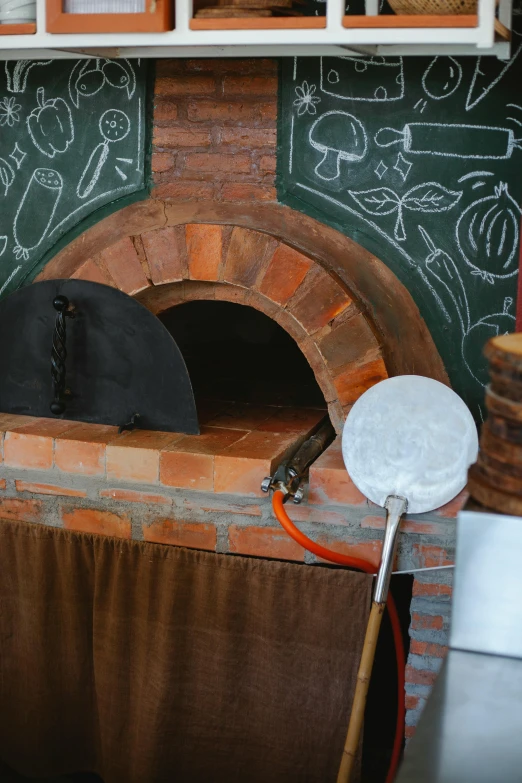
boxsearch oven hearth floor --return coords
[0,403,327,496]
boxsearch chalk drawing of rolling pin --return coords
[375,123,522,160]
[77,109,131,200]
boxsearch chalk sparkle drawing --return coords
[456,182,521,283]
[320,56,404,102]
[393,152,412,181]
[309,111,367,180]
[13,168,63,261]
[422,57,462,101]
[374,161,388,180]
[349,182,462,241]
[420,226,516,389]
[9,142,26,170]
[293,81,321,116]
[375,123,522,160]
[27,88,74,159]
[77,109,131,199]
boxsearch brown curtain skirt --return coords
[0,519,372,783]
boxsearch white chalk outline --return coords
[13,168,63,261]
[293,81,321,116]
[457,170,494,183]
[295,181,450,322]
[309,110,368,181]
[77,108,131,200]
[466,42,521,112]
[0,265,21,296]
[374,161,388,180]
[289,114,294,175]
[69,60,104,109]
[319,56,404,103]
[0,156,14,196]
[375,122,518,160]
[69,59,136,110]
[47,183,137,242]
[9,142,26,170]
[0,236,7,257]
[455,182,521,282]
[136,96,142,173]
[26,87,75,159]
[349,182,462,242]
[102,58,136,101]
[419,225,515,387]
[422,57,463,101]
[5,61,51,94]
[393,152,412,182]
[419,225,470,335]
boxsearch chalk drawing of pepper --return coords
[348,182,462,241]
[27,88,74,159]
[13,168,63,261]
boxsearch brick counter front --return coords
[0,413,462,740]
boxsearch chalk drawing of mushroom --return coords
[309,111,367,181]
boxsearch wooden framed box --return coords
[190,0,325,30]
[46,0,173,33]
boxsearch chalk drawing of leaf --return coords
[403,182,462,213]
[349,187,400,216]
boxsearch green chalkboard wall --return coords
[278,43,522,420]
[0,58,147,297]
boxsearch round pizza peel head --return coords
[342,375,478,515]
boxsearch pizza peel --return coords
[337,375,478,783]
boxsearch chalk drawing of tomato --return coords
[27,88,74,159]
[13,168,63,261]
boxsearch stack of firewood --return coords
[195,0,304,18]
[468,333,522,516]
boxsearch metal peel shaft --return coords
[337,494,408,783]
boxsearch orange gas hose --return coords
[272,490,405,783]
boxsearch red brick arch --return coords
[36,199,448,433]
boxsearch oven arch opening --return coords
[160,299,327,414]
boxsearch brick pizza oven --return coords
[0,58,463,748]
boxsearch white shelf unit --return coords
[0,0,512,59]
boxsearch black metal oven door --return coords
[0,279,199,434]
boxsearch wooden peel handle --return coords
[337,600,386,783]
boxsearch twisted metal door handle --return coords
[50,295,74,416]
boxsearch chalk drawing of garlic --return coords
[293,81,321,116]
[349,182,463,241]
